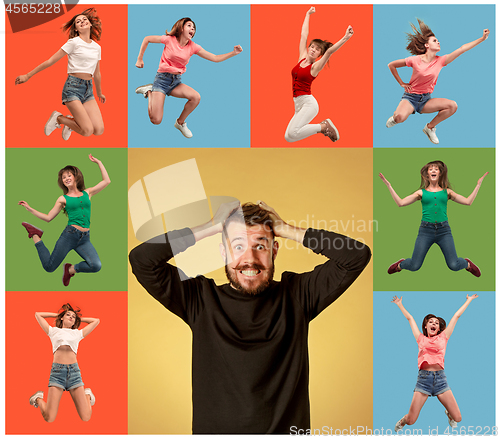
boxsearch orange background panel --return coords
[5,291,128,434]
[5,5,128,148]
[251,4,373,148]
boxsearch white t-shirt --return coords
[61,36,101,75]
[48,326,84,354]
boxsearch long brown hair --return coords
[58,165,86,195]
[422,314,446,336]
[406,18,435,55]
[166,17,196,40]
[55,303,82,329]
[62,7,102,42]
[419,160,452,191]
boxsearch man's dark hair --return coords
[222,202,275,245]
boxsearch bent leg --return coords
[400,227,434,271]
[393,99,415,124]
[436,227,468,271]
[82,99,104,136]
[69,386,92,422]
[34,229,75,273]
[284,95,320,142]
[405,391,429,425]
[64,100,96,137]
[421,98,458,128]
[437,390,462,423]
[148,91,166,125]
[74,235,101,273]
[37,387,64,423]
[169,83,201,124]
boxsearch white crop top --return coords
[48,326,84,354]
[61,37,101,75]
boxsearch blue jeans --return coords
[401,92,432,114]
[414,370,450,397]
[400,221,468,272]
[48,363,84,391]
[62,75,94,105]
[35,225,101,273]
[152,71,182,96]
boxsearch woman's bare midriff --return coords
[420,362,443,371]
[53,345,77,364]
[69,72,93,80]
[70,224,90,232]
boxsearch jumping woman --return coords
[19,154,110,286]
[15,8,105,140]
[30,303,99,422]
[391,294,478,431]
[379,160,487,276]
[386,20,489,144]
[285,7,353,143]
[134,17,243,139]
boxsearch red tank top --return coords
[291,59,316,97]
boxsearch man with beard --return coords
[129,201,371,434]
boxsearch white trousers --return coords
[284,94,321,143]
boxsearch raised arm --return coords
[379,173,421,207]
[35,312,58,335]
[311,25,354,76]
[445,29,489,65]
[444,294,478,338]
[86,154,111,197]
[18,196,65,223]
[81,317,100,338]
[135,35,163,68]
[392,296,421,342]
[93,61,106,104]
[299,7,315,60]
[448,172,488,206]
[15,49,67,85]
[387,59,412,93]
[196,46,243,63]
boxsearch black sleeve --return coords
[285,228,371,321]
[128,227,205,325]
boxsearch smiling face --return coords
[425,317,440,337]
[425,36,440,53]
[220,222,278,295]
[74,14,91,33]
[61,171,75,189]
[426,164,441,183]
[182,20,196,40]
[62,310,77,329]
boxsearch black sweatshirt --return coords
[129,228,371,434]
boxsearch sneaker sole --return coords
[325,119,340,142]
[22,222,44,237]
[174,124,193,138]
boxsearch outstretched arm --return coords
[81,317,100,338]
[299,7,315,60]
[392,296,421,342]
[86,154,111,197]
[135,35,163,68]
[18,197,65,222]
[15,49,67,85]
[444,294,478,338]
[446,29,490,65]
[449,172,488,206]
[379,173,421,207]
[311,25,354,76]
[35,312,58,335]
[387,59,412,93]
[196,46,243,63]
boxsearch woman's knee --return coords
[43,412,57,423]
[80,411,92,422]
[449,100,458,114]
[189,91,201,105]
[93,125,104,136]
[446,260,462,271]
[90,259,102,273]
[405,414,417,425]
[80,125,94,137]
[394,112,408,124]
[284,131,298,143]
[149,112,163,125]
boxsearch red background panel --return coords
[251,4,373,148]
[5,5,128,148]
[6,291,127,434]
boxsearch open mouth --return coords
[240,269,261,277]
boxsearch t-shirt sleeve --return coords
[61,38,76,54]
[439,55,447,67]
[78,329,84,340]
[191,41,202,55]
[48,326,56,338]
[160,35,170,45]
[98,44,101,61]
[284,229,371,321]
[405,56,415,67]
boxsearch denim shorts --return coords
[48,362,84,391]
[152,72,182,96]
[402,92,432,114]
[62,75,95,105]
[414,370,450,396]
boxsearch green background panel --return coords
[374,148,495,291]
[6,148,128,291]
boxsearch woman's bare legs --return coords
[392,99,415,124]
[421,98,458,129]
[146,91,166,125]
[60,100,102,137]
[36,386,64,423]
[82,99,104,135]
[397,391,429,429]
[169,83,201,125]
[437,390,462,423]
[69,386,92,422]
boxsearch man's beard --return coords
[225,262,275,296]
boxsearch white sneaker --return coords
[174,119,193,138]
[44,111,62,136]
[29,391,44,408]
[135,84,153,98]
[62,115,73,141]
[85,388,96,406]
[386,116,398,128]
[423,124,439,144]
[395,416,405,432]
[445,409,458,428]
